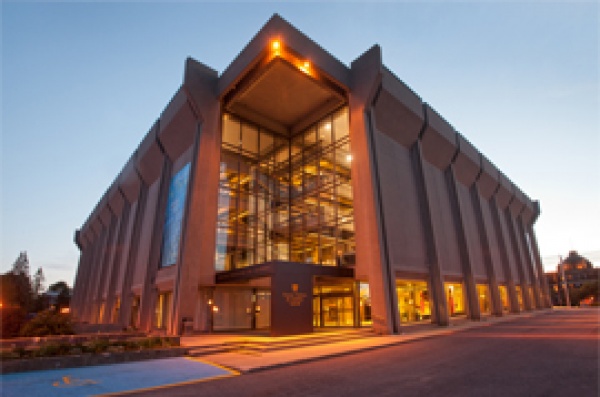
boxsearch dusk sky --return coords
[2,2,598,287]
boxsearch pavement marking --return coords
[1,357,238,397]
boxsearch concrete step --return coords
[187,329,376,357]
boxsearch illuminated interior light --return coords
[346,154,353,162]
[272,40,281,51]
[299,61,311,74]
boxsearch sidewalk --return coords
[195,310,552,373]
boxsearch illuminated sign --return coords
[282,283,307,307]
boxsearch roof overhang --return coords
[224,56,346,136]
[219,15,349,137]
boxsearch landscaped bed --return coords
[0,336,188,374]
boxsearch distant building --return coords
[546,251,599,306]
[71,14,551,336]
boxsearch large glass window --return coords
[498,285,509,312]
[396,280,431,323]
[212,289,253,330]
[155,291,172,329]
[160,163,191,268]
[215,108,354,271]
[476,284,491,315]
[445,282,465,316]
[515,285,525,310]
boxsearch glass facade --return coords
[215,108,354,271]
[515,285,525,310]
[155,292,172,329]
[498,285,509,312]
[359,283,372,326]
[160,163,191,268]
[445,282,465,316]
[313,280,355,327]
[212,289,253,330]
[476,284,491,315]
[396,280,431,323]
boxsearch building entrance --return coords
[315,295,354,327]
[312,278,371,328]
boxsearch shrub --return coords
[19,310,74,337]
[86,339,109,354]
[37,342,72,356]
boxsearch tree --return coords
[32,267,45,297]
[11,251,30,277]
[48,281,72,309]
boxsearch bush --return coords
[19,310,74,337]
[37,342,72,357]
[85,339,109,354]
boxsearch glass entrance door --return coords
[314,295,354,327]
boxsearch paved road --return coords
[126,308,599,397]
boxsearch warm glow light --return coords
[0,302,3,309]
[299,61,311,74]
[272,40,281,51]
[346,154,353,162]
[60,307,70,314]
[212,305,219,313]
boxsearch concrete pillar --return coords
[515,217,542,309]
[348,45,399,334]
[104,189,130,324]
[503,205,533,311]
[490,194,520,314]
[470,181,503,316]
[138,150,171,332]
[412,140,449,326]
[168,60,221,336]
[118,169,147,328]
[526,218,552,308]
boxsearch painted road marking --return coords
[1,357,237,397]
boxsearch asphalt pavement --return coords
[126,308,599,397]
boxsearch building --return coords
[71,15,551,336]
[546,251,599,306]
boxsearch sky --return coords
[2,1,598,288]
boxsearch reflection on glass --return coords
[445,282,465,316]
[476,284,490,314]
[396,280,431,322]
[498,285,509,312]
[515,285,524,310]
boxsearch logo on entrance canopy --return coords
[283,283,307,307]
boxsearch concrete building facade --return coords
[72,15,551,336]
